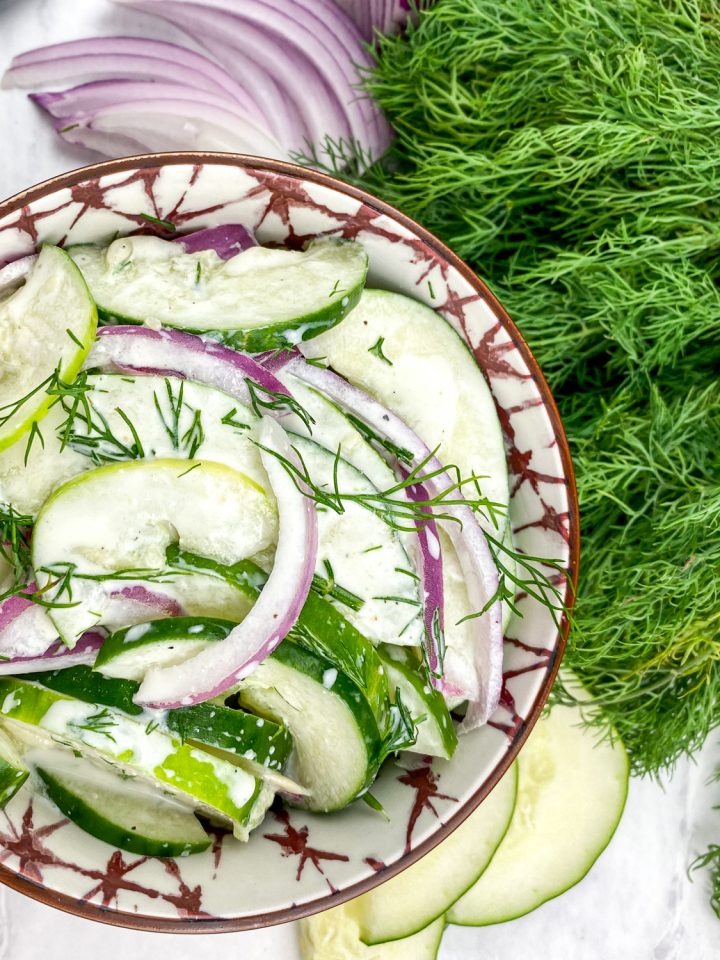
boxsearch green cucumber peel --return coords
[35,753,210,858]
[25,661,291,772]
[0,677,265,833]
[0,729,29,808]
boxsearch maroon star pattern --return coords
[263,809,349,892]
[397,762,457,853]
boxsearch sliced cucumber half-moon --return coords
[33,748,211,858]
[447,690,629,926]
[31,457,276,646]
[70,236,368,351]
[0,244,97,452]
[299,910,445,960]
[0,728,29,808]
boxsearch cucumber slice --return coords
[70,236,368,351]
[0,245,97,452]
[299,909,444,960]
[290,435,423,647]
[26,662,292,773]
[354,764,517,944]
[0,728,29,807]
[447,695,629,926]
[31,457,276,645]
[166,547,393,736]
[32,748,210,857]
[95,616,237,680]
[237,640,385,812]
[0,677,270,838]
[303,289,510,532]
[0,373,264,517]
[379,646,457,760]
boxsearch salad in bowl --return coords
[0,155,576,930]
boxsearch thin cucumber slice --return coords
[0,677,269,838]
[355,764,517,944]
[26,662,292,773]
[299,909,444,960]
[31,457,276,646]
[448,693,629,926]
[167,547,393,737]
[237,640,385,813]
[379,646,457,760]
[33,748,210,857]
[304,288,510,533]
[0,728,29,807]
[290,435,423,647]
[95,616,237,680]
[0,373,264,517]
[70,236,368,351]
[0,245,97,452]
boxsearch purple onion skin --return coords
[0,631,104,676]
[177,223,255,259]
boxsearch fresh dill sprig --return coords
[691,844,720,920]
[70,707,117,742]
[244,377,315,433]
[35,562,188,608]
[0,504,33,601]
[368,337,393,366]
[311,558,365,612]
[153,379,204,458]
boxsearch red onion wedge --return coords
[177,223,255,259]
[0,631,104,677]
[118,0,352,152]
[55,96,284,159]
[287,354,503,728]
[87,327,294,411]
[0,588,59,661]
[135,417,318,708]
[3,36,258,110]
[105,586,184,631]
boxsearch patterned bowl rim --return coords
[0,152,579,934]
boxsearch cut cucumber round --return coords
[303,289,510,532]
[299,909,444,960]
[290,435,423,647]
[33,748,210,857]
[0,245,97,452]
[355,763,517,944]
[237,640,385,813]
[95,616,237,680]
[0,372,264,518]
[31,457,276,645]
[70,236,368,351]
[447,694,629,926]
[0,727,29,808]
[0,677,271,838]
[379,646,457,760]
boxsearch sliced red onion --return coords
[120,0,352,152]
[31,80,260,127]
[162,0,391,157]
[0,255,37,295]
[0,589,59,661]
[3,36,257,109]
[135,417,318,707]
[55,96,284,159]
[287,354,503,727]
[0,631,104,677]
[177,224,255,260]
[56,123,148,160]
[87,327,293,410]
[105,586,184,629]
[402,475,445,684]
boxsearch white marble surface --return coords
[1,2,720,957]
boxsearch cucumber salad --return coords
[0,225,523,858]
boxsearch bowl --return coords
[0,153,578,932]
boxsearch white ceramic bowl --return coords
[0,153,578,931]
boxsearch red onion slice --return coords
[402,474,445,684]
[177,223,255,259]
[287,355,503,727]
[135,417,318,707]
[0,631,104,677]
[88,327,294,410]
[0,588,59,661]
[4,37,256,107]
[120,0,352,151]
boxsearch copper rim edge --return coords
[0,152,580,935]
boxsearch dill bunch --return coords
[312,0,720,776]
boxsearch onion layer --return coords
[0,631,104,676]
